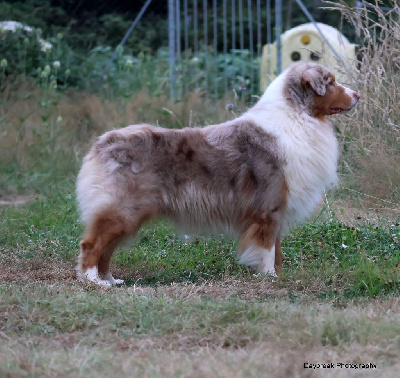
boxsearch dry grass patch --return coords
[0,251,75,283]
[0,83,236,165]
[1,338,398,378]
[0,282,399,377]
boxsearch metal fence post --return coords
[176,0,181,65]
[232,0,236,51]
[203,0,208,94]
[257,0,261,58]
[275,0,282,74]
[213,0,218,98]
[248,0,254,89]
[193,0,199,88]
[239,0,245,79]
[267,0,272,80]
[169,0,176,100]
[184,0,189,93]
[223,0,228,93]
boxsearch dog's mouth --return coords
[329,107,351,115]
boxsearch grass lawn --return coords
[0,183,399,377]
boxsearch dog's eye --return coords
[329,81,335,86]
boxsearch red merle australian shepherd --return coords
[76,62,360,286]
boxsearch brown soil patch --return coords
[121,277,287,301]
[0,251,287,301]
[0,194,41,206]
[331,201,400,227]
[0,253,76,283]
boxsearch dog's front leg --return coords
[274,235,283,275]
[237,222,278,276]
[260,245,276,276]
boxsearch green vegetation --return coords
[1,185,398,298]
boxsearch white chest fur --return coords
[241,109,338,230]
[279,116,338,229]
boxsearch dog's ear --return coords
[301,68,326,96]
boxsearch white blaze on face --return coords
[339,83,360,109]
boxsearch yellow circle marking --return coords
[301,35,311,45]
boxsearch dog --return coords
[76,62,359,286]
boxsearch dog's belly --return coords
[159,182,239,233]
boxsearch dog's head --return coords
[284,62,360,120]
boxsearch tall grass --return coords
[0,79,241,194]
[329,1,400,206]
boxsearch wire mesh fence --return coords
[168,0,275,101]
[97,0,377,101]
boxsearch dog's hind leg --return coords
[77,212,128,287]
[97,236,126,285]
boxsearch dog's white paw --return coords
[77,267,112,287]
[100,272,125,285]
[264,269,278,278]
[254,269,277,278]
[77,266,125,287]
[94,278,113,287]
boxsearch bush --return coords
[0,22,78,90]
[0,20,260,102]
